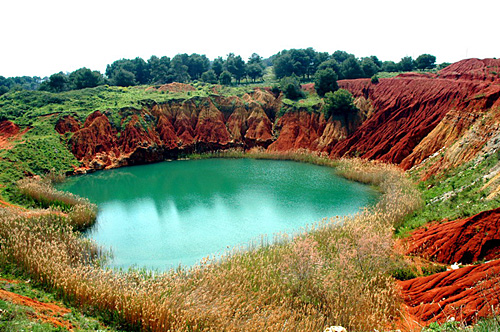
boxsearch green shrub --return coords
[279,74,304,100]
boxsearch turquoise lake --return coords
[58,159,379,270]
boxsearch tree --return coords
[112,69,136,86]
[201,70,218,84]
[415,54,436,70]
[248,53,263,65]
[132,57,150,84]
[69,67,104,90]
[39,72,69,92]
[309,49,328,77]
[398,56,414,72]
[148,55,172,84]
[437,62,452,70]
[273,48,317,80]
[341,57,365,79]
[360,57,379,78]
[169,54,191,83]
[225,53,246,84]
[382,61,399,72]
[212,57,225,78]
[318,59,341,76]
[247,63,264,82]
[280,74,304,100]
[187,53,210,80]
[219,70,232,85]
[323,89,358,120]
[0,85,8,96]
[273,52,295,79]
[314,68,338,97]
[105,58,150,85]
[332,50,353,64]
[369,56,383,69]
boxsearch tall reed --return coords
[17,177,97,230]
[0,154,422,331]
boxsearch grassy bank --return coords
[0,152,421,331]
[398,151,500,237]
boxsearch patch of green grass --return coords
[278,93,323,118]
[376,71,403,78]
[0,300,65,332]
[422,316,500,331]
[0,268,116,331]
[397,152,500,236]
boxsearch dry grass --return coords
[0,154,422,331]
[17,177,97,230]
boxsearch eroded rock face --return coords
[406,208,500,264]
[399,259,500,324]
[55,116,81,134]
[62,90,279,170]
[0,120,22,150]
[0,120,20,137]
[59,59,500,175]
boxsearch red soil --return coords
[55,116,81,134]
[399,259,500,324]
[0,288,74,330]
[62,91,277,170]
[406,208,500,264]
[333,71,500,169]
[148,82,196,93]
[439,58,500,81]
[0,120,20,149]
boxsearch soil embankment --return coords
[400,207,500,325]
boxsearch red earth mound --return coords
[55,116,81,134]
[333,72,500,169]
[149,82,196,93]
[399,259,500,324]
[0,120,20,149]
[439,58,500,81]
[406,208,500,264]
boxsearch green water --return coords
[59,159,379,270]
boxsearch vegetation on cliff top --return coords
[0,47,443,97]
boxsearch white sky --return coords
[1,0,499,78]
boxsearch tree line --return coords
[0,49,447,95]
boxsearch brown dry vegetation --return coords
[17,177,97,231]
[0,155,422,331]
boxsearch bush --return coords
[280,74,304,100]
[314,68,338,97]
[323,89,358,119]
[371,74,379,84]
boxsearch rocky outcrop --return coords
[406,208,500,264]
[399,259,500,324]
[400,207,500,325]
[439,58,500,81]
[268,112,326,151]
